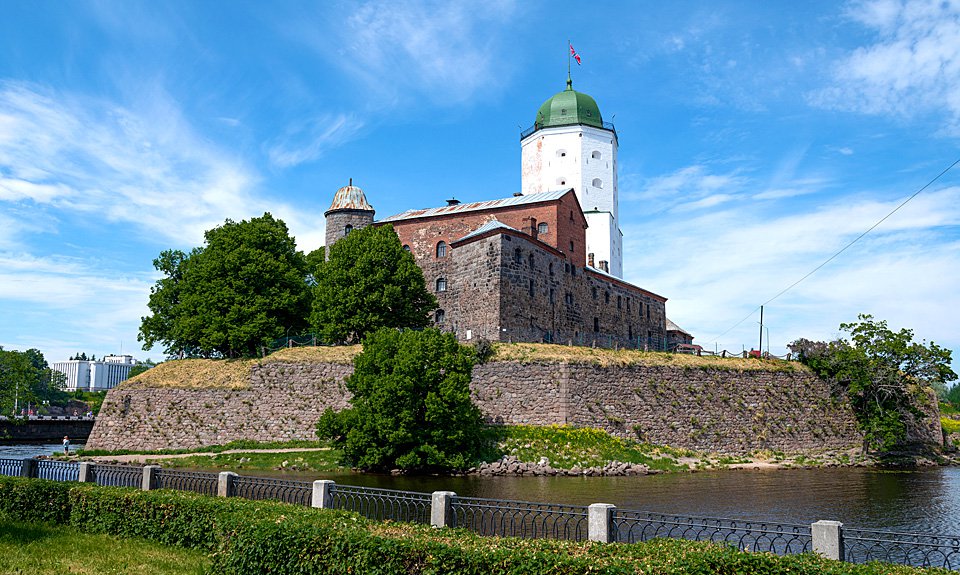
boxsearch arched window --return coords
[344,224,353,236]
[557,177,567,186]
[557,149,567,158]
[436,241,447,258]
[592,178,602,188]
[436,277,447,292]
[591,151,601,159]
[537,222,548,235]
[514,248,522,263]
[528,253,534,269]
[402,245,411,252]
[435,309,446,324]
[549,262,554,276]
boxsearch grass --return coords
[942,417,960,434]
[0,516,209,575]
[495,424,688,472]
[147,449,343,472]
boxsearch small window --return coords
[528,253,535,269]
[592,287,598,299]
[564,263,570,273]
[594,317,600,333]
[569,210,574,221]
[647,306,651,320]
[436,241,447,258]
[591,151,601,159]
[514,248,522,264]
[557,177,567,186]
[538,222,548,234]
[629,325,633,340]
[638,302,643,318]
[557,149,567,158]
[605,291,610,304]
[560,108,567,115]
[626,298,631,311]
[436,277,447,292]
[549,288,555,304]
[528,279,534,296]
[592,178,602,189]
[402,245,411,252]
[435,309,446,324]
[569,240,574,252]
[565,292,573,305]
[549,262,554,276]
[344,224,353,236]
[617,295,622,309]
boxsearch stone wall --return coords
[88,357,880,455]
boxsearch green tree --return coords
[127,359,157,379]
[310,224,436,344]
[947,384,960,406]
[316,328,487,473]
[139,213,311,358]
[0,347,66,415]
[790,314,956,453]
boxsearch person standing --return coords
[62,436,70,455]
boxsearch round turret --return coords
[325,180,375,259]
[534,77,604,130]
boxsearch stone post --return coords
[141,465,160,491]
[20,458,37,479]
[812,520,845,561]
[431,491,456,528]
[588,503,616,543]
[312,480,335,509]
[78,462,94,483]
[218,471,237,498]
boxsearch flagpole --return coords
[567,39,571,80]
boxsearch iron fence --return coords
[330,484,432,524]
[0,458,22,477]
[155,469,219,496]
[451,495,588,541]
[36,460,79,482]
[91,463,142,488]
[233,475,312,506]
[844,527,960,569]
[613,509,811,555]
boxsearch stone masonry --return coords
[86,358,887,455]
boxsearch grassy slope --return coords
[0,517,209,575]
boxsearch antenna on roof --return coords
[349,178,353,186]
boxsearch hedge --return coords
[0,476,949,575]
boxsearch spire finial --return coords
[566,74,573,90]
[349,177,352,186]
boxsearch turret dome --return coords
[325,180,373,216]
[534,77,604,130]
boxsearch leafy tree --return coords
[139,213,311,358]
[311,224,437,344]
[947,384,960,406]
[127,359,157,379]
[789,314,956,453]
[0,347,66,414]
[316,328,487,473]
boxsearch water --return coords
[0,442,85,459]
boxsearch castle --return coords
[324,77,682,350]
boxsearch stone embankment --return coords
[470,455,652,477]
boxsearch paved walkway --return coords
[90,447,330,464]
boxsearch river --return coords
[3,443,958,535]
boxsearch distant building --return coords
[666,319,698,352]
[51,354,136,392]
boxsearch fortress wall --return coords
[89,359,873,454]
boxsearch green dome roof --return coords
[535,78,604,130]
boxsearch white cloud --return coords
[266,114,365,169]
[813,0,960,128]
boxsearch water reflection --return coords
[0,443,84,459]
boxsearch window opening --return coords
[435,309,445,323]
[538,222,548,235]
[436,241,447,258]
[344,224,353,236]
[436,277,447,292]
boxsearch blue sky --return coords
[1,0,959,369]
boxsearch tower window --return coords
[560,108,567,115]
[557,149,567,158]
[344,224,353,236]
[528,253,534,269]
[528,279,534,296]
[557,177,567,186]
[436,241,447,258]
[436,277,447,292]
[569,240,574,252]
[514,248,522,263]
[435,309,445,324]
[592,178,602,189]
[594,317,600,333]
[592,286,598,299]
[565,292,573,305]
[550,288,555,304]
[592,151,601,159]
[538,222,548,234]
[549,262,554,276]
[402,245,411,252]
[617,295,622,309]
[605,291,610,304]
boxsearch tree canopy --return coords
[138,213,311,358]
[789,314,956,453]
[316,327,488,473]
[0,347,66,415]
[310,224,437,344]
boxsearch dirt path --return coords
[89,447,330,464]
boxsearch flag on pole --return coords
[569,43,581,65]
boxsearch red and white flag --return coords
[569,43,581,65]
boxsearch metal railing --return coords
[232,475,312,506]
[330,484,431,524]
[613,510,811,554]
[452,496,588,541]
[844,527,960,569]
[1,458,959,571]
[155,469,219,497]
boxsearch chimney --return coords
[513,192,523,197]
[522,216,538,239]
[446,198,461,206]
[588,253,595,268]
[600,260,609,273]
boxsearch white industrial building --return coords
[51,354,137,392]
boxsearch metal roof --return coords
[455,220,518,243]
[379,189,571,223]
[666,319,692,336]
[327,183,373,213]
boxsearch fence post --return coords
[312,480,335,509]
[218,471,237,498]
[812,520,845,561]
[78,462,94,483]
[141,465,160,491]
[588,503,616,543]
[431,491,456,529]
[20,458,37,478]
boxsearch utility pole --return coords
[759,305,764,356]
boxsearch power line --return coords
[709,155,960,344]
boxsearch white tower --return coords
[520,76,622,277]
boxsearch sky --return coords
[1,0,959,370]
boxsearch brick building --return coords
[322,76,676,349]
